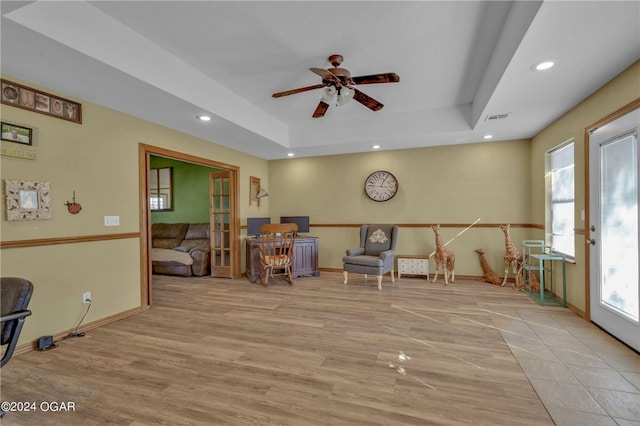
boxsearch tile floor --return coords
[494,305,640,425]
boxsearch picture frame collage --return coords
[1,79,82,124]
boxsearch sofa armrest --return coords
[189,249,210,276]
[191,249,211,277]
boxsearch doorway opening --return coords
[139,144,240,307]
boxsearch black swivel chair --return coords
[1,276,33,367]
[1,277,34,368]
[1,277,33,416]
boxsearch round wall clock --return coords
[364,170,398,202]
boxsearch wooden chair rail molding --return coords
[311,223,544,229]
[239,223,545,230]
[0,232,140,249]
[9,224,586,248]
[241,223,555,231]
[315,223,591,234]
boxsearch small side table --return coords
[397,255,429,280]
[522,240,567,307]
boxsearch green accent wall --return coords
[150,156,221,223]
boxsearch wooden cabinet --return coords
[246,236,319,282]
[290,237,319,278]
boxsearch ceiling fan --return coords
[272,54,400,118]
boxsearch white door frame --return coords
[585,100,639,351]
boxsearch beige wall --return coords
[269,140,533,276]
[2,60,638,348]
[529,60,640,313]
[269,61,639,315]
[1,75,269,346]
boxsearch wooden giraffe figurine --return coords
[474,248,502,286]
[519,254,541,292]
[432,225,455,285]
[499,224,522,287]
[515,260,525,291]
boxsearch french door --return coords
[588,104,639,351]
[210,171,236,278]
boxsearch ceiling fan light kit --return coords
[322,86,353,106]
[272,54,399,118]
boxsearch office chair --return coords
[1,277,33,417]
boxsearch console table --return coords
[397,255,429,280]
[245,236,319,283]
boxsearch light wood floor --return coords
[1,273,638,425]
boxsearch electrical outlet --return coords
[82,291,91,304]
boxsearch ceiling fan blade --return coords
[352,88,384,111]
[272,83,326,98]
[351,73,400,85]
[309,67,335,79]
[312,101,330,118]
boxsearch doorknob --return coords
[586,239,596,245]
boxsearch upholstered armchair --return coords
[343,224,399,290]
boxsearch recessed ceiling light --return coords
[483,134,493,139]
[197,114,211,121]
[372,145,380,149]
[287,152,295,157]
[533,61,554,71]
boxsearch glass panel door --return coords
[210,171,234,278]
[588,107,639,351]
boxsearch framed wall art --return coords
[0,120,38,160]
[1,122,32,145]
[4,179,52,220]
[250,176,268,206]
[1,79,82,124]
[250,176,261,206]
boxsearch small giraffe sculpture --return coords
[499,224,522,287]
[432,225,455,285]
[519,254,541,292]
[474,248,502,286]
[515,261,525,291]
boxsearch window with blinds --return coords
[548,142,575,258]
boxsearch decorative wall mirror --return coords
[4,179,51,220]
[250,176,261,206]
[149,167,173,211]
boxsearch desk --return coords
[522,240,567,307]
[246,236,319,283]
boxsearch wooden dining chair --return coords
[254,223,298,286]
